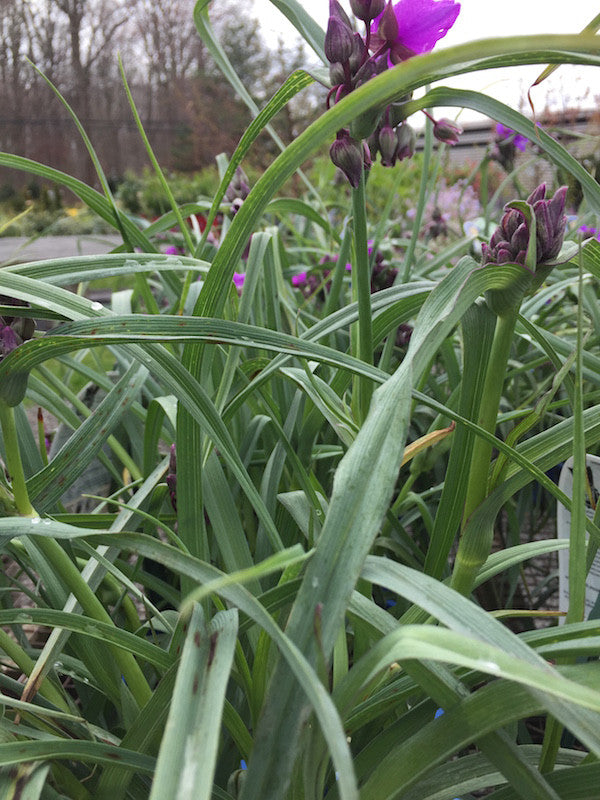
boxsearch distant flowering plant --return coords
[164,244,184,256]
[495,123,528,153]
[491,122,529,172]
[579,224,600,240]
[421,179,481,238]
[291,272,308,286]
[293,239,396,295]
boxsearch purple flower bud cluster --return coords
[0,296,35,361]
[325,0,460,184]
[481,183,568,267]
[368,119,416,167]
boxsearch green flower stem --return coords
[351,165,373,421]
[0,400,35,517]
[0,627,67,710]
[451,307,519,596]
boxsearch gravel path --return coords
[0,235,122,265]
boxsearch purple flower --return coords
[345,239,375,271]
[371,0,460,64]
[233,272,245,290]
[496,123,528,153]
[292,271,308,286]
[579,225,600,240]
[164,244,183,255]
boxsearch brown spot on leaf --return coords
[208,631,218,667]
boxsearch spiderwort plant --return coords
[324,0,460,419]
[451,183,568,596]
[1,0,600,798]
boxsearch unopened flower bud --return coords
[533,185,567,262]
[378,124,398,167]
[348,32,367,73]
[350,0,385,22]
[366,131,379,159]
[527,184,546,206]
[433,118,462,145]
[510,222,529,256]
[330,129,364,188]
[377,1,399,45]
[325,17,355,63]
[362,140,372,175]
[325,0,355,64]
[396,123,415,160]
[483,184,568,268]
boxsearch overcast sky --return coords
[253,0,599,121]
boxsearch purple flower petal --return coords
[579,225,600,240]
[513,134,528,152]
[496,122,528,152]
[233,272,245,289]
[373,0,460,56]
[292,271,307,286]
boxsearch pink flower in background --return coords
[370,0,460,63]
[496,123,528,153]
[579,225,599,241]
[292,272,308,286]
[346,239,375,271]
